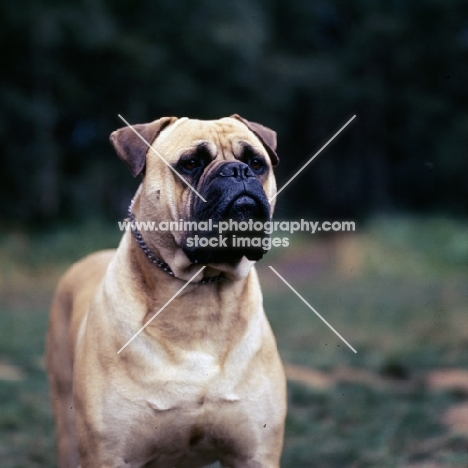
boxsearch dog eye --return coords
[177,144,213,176]
[249,158,264,171]
[181,158,200,171]
[240,144,267,175]
[178,156,205,175]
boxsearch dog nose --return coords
[219,162,254,179]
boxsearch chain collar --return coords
[127,199,224,285]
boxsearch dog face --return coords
[110,115,279,265]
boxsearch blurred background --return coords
[0,0,467,467]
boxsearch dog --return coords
[46,115,287,468]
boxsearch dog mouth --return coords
[182,191,271,265]
[225,193,266,220]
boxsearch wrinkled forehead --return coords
[152,117,266,158]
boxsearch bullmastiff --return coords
[46,115,287,468]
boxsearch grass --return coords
[0,318,55,468]
[0,216,467,467]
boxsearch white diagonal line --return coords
[117,266,206,354]
[269,115,356,202]
[118,114,207,203]
[268,266,357,353]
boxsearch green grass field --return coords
[0,217,467,467]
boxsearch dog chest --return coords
[145,350,240,412]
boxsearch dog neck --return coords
[127,200,224,285]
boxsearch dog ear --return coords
[231,114,279,166]
[110,117,177,177]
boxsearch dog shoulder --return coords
[52,250,115,311]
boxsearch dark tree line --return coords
[1,0,467,226]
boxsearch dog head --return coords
[110,115,279,274]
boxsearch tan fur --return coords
[46,117,286,468]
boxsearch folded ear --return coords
[109,117,177,177]
[231,114,279,166]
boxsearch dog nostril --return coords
[220,162,253,179]
[220,166,236,177]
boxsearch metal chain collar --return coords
[127,200,224,285]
